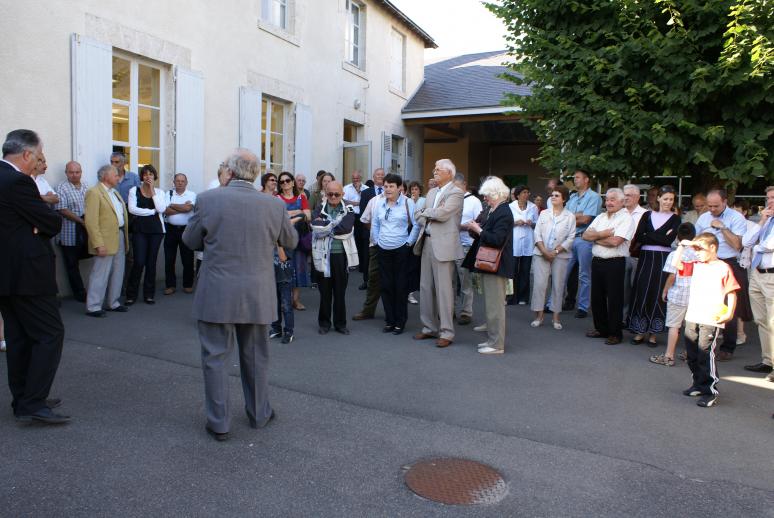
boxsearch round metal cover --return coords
[404,457,507,505]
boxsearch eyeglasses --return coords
[279,179,293,184]
[326,192,342,198]
[550,193,561,197]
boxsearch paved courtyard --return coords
[2,285,773,516]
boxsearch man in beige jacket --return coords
[84,165,129,317]
[413,159,464,347]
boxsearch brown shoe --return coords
[716,350,733,362]
[586,330,603,338]
[183,287,194,294]
[352,312,374,321]
[413,333,437,340]
[436,338,452,348]
[457,315,472,325]
[605,336,622,345]
[163,288,175,295]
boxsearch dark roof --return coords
[374,0,436,49]
[402,50,531,114]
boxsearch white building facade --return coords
[0,0,434,193]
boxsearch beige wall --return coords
[422,137,470,186]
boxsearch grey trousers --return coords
[454,245,474,318]
[86,230,125,312]
[419,238,456,340]
[530,255,570,314]
[197,321,272,433]
[482,274,507,350]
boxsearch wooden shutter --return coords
[239,87,262,156]
[294,103,313,176]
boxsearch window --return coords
[262,0,288,30]
[112,54,163,174]
[261,97,286,173]
[346,0,365,68]
[390,29,406,92]
[390,134,404,174]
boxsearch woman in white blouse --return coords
[508,186,538,304]
[126,164,167,305]
[530,185,576,329]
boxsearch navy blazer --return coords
[462,201,514,278]
[0,160,62,296]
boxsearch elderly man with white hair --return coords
[582,188,635,345]
[622,184,647,317]
[183,148,297,441]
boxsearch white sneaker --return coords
[530,319,542,328]
[473,323,487,332]
[407,293,418,305]
[478,346,503,355]
[0,340,5,352]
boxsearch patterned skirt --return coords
[627,250,669,334]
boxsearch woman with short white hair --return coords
[463,177,514,354]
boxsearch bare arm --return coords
[59,208,85,226]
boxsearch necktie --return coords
[377,187,382,195]
[751,219,772,269]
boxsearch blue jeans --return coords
[565,238,593,312]
[272,259,295,335]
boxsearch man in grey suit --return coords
[412,159,464,348]
[183,149,297,441]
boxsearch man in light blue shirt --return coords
[564,169,602,318]
[695,189,749,360]
[371,173,420,335]
[110,151,140,204]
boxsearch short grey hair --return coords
[2,129,40,157]
[622,184,640,194]
[453,172,466,184]
[479,176,510,201]
[110,151,126,162]
[225,148,259,182]
[173,173,188,181]
[606,188,625,200]
[97,164,117,180]
[435,158,456,176]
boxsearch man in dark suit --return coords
[0,129,69,424]
[356,168,385,289]
[183,148,297,441]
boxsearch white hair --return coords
[225,148,259,182]
[622,184,640,194]
[97,164,117,180]
[606,188,625,200]
[435,158,456,176]
[479,176,510,201]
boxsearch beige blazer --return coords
[84,184,129,255]
[413,183,464,261]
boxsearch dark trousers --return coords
[354,217,369,283]
[360,246,381,316]
[59,244,86,301]
[317,253,348,330]
[164,224,194,289]
[719,258,749,354]
[508,255,532,304]
[272,260,295,335]
[127,232,164,300]
[378,245,411,328]
[685,321,721,395]
[0,295,64,416]
[591,257,626,339]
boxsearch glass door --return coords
[343,141,371,185]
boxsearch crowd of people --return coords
[1,127,773,436]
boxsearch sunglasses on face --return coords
[279,178,293,184]
[326,192,342,197]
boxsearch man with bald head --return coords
[55,161,89,302]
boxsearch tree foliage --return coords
[487,0,773,187]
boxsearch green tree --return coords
[487,0,773,188]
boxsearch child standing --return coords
[650,223,697,366]
[681,233,740,407]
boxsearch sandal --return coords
[647,337,658,348]
[553,321,562,330]
[649,354,675,366]
[630,335,645,345]
[530,318,543,328]
[293,301,306,311]
[678,351,687,362]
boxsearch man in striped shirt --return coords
[55,161,88,302]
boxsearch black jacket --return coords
[462,201,514,278]
[631,211,680,248]
[0,160,62,296]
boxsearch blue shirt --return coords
[117,171,141,204]
[695,208,747,259]
[371,194,420,250]
[566,189,602,236]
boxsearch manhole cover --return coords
[404,458,507,505]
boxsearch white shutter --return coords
[174,66,205,192]
[71,34,112,187]
[382,131,392,171]
[260,0,270,21]
[239,87,262,156]
[294,103,313,176]
[404,138,414,180]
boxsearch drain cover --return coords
[404,458,507,505]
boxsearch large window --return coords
[346,0,365,68]
[262,0,288,30]
[390,29,406,92]
[261,97,286,173]
[112,54,163,174]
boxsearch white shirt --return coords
[165,189,197,226]
[101,183,125,228]
[588,209,634,258]
[627,205,647,231]
[359,193,384,246]
[743,217,774,269]
[459,193,483,247]
[34,175,53,196]
[343,183,364,214]
[432,182,453,209]
[685,260,740,328]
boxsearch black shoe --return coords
[358,282,367,290]
[697,394,717,407]
[15,407,71,425]
[281,333,294,344]
[574,310,587,319]
[382,325,395,333]
[318,327,330,335]
[46,398,62,409]
[682,387,702,397]
[205,426,229,441]
[335,327,350,335]
[392,327,404,335]
[269,329,282,339]
[744,362,773,373]
[144,298,155,305]
[74,294,87,303]
[107,305,129,312]
[125,299,135,306]
[85,310,106,318]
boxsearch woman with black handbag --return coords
[276,171,311,311]
[463,177,514,354]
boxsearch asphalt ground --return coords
[2,283,773,517]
